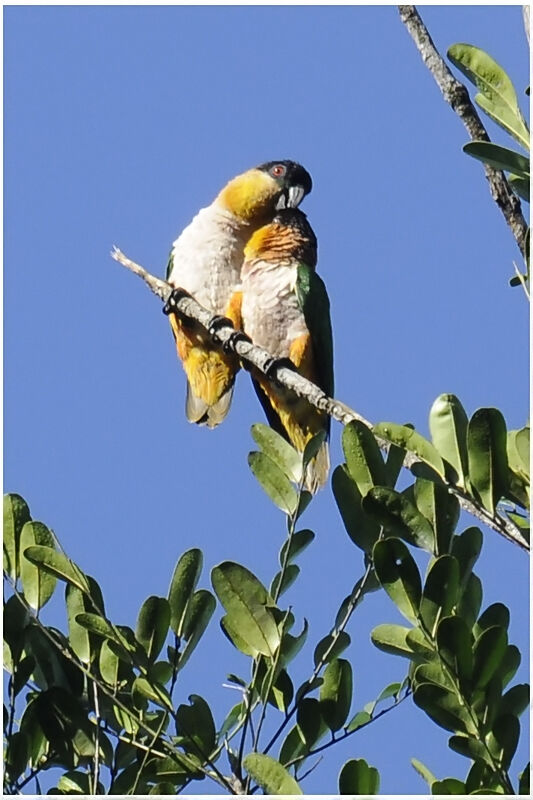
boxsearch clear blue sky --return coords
[4,4,529,794]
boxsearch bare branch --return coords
[398,5,528,258]
[111,247,529,552]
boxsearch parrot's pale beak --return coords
[276,185,306,210]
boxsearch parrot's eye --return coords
[270,164,287,178]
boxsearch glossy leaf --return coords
[448,43,529,148]
[411,757,436,789]
[243,753,302,795]
[467,408,509,514]
[136,596,170,661]
[280,529,315,565]
[431,778,467,794]
[472,626,508,690]
[374,422,445,479]
[463,141,530,177]
[384,441,407,488]
[4,493,31,580]
[296,697,325,749]
[414,661,454,692]
[66,585,92,663]
[373,538,422,623]
[320,658,353,732]
[339,758,380,794]
[448,733,489,763]
[413,682,472,734]
[342,420,387,495]
[364,486,434,551]
[23,545,90,595]
[211,561,280,658]
[19,522,57,611]
[176,694,216,755]
[473,602,510,638]
[313,631,350,667]
[436,615,473,681]
[487,713,520,769]
[419,556,460,637]
[75,613,132,661]
[457,572,483,628]
[168,549,202,637]
[346,709,372,732]
[429,394,469,486]
[451,527,483,586]
[332,465,380,552]
[269,669,294,713]
[133,677,172,710]
[270,564,299,598]
[252,423,302,483]
[248,451,298,515]
[178,589,216,671]
[414,479,460,555]
[5,730,29,782]
[371,623,421,660]
[497,645,521,688]
[499,683,529,717]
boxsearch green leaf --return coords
[136,596,170,661]
[303,429,327,467]
[19,522,57,610]
[449,733,490,763]
[23,545,90,595]
[66,585,92,663]
[414,479,460,555]
[339,758,380,794]
[280,618,308,667]
[346,709,372,732]
[332,465,380,552]
[419,556,460,637]
[363,486,434,551]
[269,669,294,713]
[487,713,520,769]
[12,654,36,697]
[473,602,510,638]
[75,613,132,661]
[270,564,299,598]
[168,548,203,637]
[279,724,306,767]
[451,527,483,586]
[414,661,454,692]
[296,697,325,749]
[411,757,437,789]
[374,422,445,479]
[248,451,298,514]
[211,561,280,658]
[133,676,172,710]
[431,778,467,794]
[373,538,422,623]
[497,645,521,688]
[472,626,508,691]
[499,684,529,717]
[448,43,530,148]
[384,442,407,488]
[243,753,302,795]
[149,782,176,795]
[251,423,302,483]
[176,694,216,755]
[457,571,483,628]
[370,623,422,660]
[413,682,473,734]
[463,141,530,177]
[376,681,402,703]
[342,420,387,495]
[467,408,509,514]
[313,631,350,667]
[436,616,473,682]
[280,529,315,565]
[178,589,216,671]
[429,393,469,486]
[320,659,353,732]
[4,493,31,580]
[6,730,29,782]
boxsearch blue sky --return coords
[4,4,529,794]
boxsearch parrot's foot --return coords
[263,356,298,383]
[221,330,252,355]
[162,287,192,316]
[208,315,234,342]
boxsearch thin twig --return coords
[398,5,528,258]
[92,682,101,794]
[111,247,529,552]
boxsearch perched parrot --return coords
[240,208,334,492]
[165,160,312,428]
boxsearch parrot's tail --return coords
[186,383,234,429]
[304,440,330,494]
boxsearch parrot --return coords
[165,160,313,428]
[240,207,334,493]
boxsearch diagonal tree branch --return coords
[398,5,528,258]
[111,247,529,553]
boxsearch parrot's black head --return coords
[256,160,313,209]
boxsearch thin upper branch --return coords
[111,247,529,553]
[398,5,528,258]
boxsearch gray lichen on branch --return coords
[110,246,529,552]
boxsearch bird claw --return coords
[221,329,252,354]
[208,315,234,341]
[263,356,297,382]
[162,287,192,316]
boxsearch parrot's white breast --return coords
[241,261,308,357]
[167,202,249,313]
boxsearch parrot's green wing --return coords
[296,263,334,425]
[165,250,173,281]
